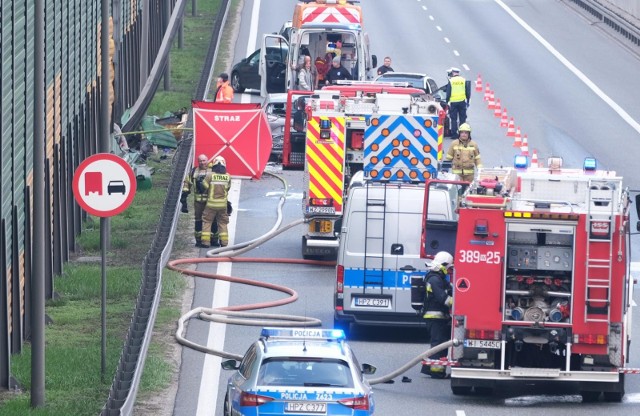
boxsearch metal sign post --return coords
[72,153,137,379]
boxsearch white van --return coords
[333,179,459,336]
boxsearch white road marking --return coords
[444,37,450,43]
[196,0,261,411]
[456,411,466,416]
[436,25,442,31]
[495,0,640,135]
[429,15,434,20]
[196,179,242,415]
[463,64,470,71]
[241,0,262,104]
[453,50,460,56]
[422,5,427,11]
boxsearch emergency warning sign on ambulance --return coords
[72,153,137,217]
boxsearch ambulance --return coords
[259,0,377,97]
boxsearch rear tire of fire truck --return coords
[603,374,625,403]
[580,391,601,403]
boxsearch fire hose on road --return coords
[168,171,462,385]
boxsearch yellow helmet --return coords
[213,156,226,167]
[459,123,471,132]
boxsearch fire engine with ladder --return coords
[420,156,638,401]
[300,82,447,259]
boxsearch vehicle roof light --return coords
[260,327,345,340]
[514,154,528,169]
[583,157,597,172]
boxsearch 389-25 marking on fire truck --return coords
[457,250,501,264]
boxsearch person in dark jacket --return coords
[421,251,454,379]
[325,56,352,84]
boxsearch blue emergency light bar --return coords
[261,327,345,340]
[514,154,528,169]
[583,157,597,171]
[320,119,332,129]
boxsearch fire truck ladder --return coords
[362,182,387,294]
[584,183,616,323]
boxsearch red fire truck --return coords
[421,157,636,401]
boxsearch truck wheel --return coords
[603,391,624,402]
[580,391,601,402]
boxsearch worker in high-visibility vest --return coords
[201,156,231,248]
[181,154,211,247]
[445,67,471,139]
[444,123,482,183]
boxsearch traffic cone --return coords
[513,127,522,147]
[520,133,529,156]
[506,118,516,137]
[487,92,495,110]
[500,108,509,127]
[475,74,483,92]
[494,99,502,117]
[531,149,539,168]
[484,83,491,101]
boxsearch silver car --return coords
[221,328,377,415]
[263,94,288,161]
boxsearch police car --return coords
[221,328,377,415]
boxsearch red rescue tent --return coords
[192,101,272,179]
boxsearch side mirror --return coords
[221,359,240,370]
[371,55,378,68]
[636,221,640,232]
[361,363,377,375]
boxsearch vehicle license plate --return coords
[464,339,501,349]
[285,402,327,413]
[355,297,390,307]
[307,206,335,214]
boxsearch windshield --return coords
[257,358,354,388]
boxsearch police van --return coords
[333,173,459,336]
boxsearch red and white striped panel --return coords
[302,6,361,25]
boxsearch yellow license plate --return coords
[309,220,333,233]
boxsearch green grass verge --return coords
[0,0,226,413]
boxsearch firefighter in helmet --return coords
[421,251,454,379]
[201,156,231,248]
[181,154,211,247]
[444,123,482,183]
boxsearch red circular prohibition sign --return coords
[72,153,137,217]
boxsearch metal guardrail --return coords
[101,0,231,414]
[569,0,640,46]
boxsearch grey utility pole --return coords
[31,0,46,407]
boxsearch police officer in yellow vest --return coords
[181,154,211,247]
[201,156,231,248]
[444,123,482,183]
[445,67,471,139]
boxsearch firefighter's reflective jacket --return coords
[203,171,231,209]
[183,166,210,202]
[422,270,453,319]
[444,139,482,175]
